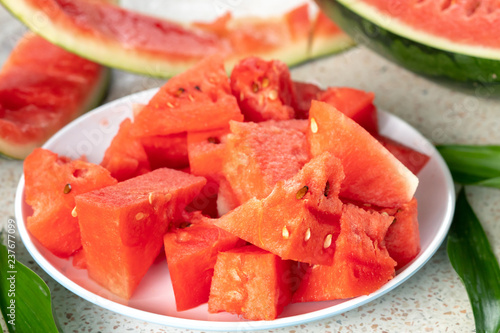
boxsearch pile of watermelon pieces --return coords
[23,56,429,321]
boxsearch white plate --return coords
[15,88,455,331]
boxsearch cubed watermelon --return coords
[216,152,344,265]
[187,128,229,181]
[132,56,243,137]
[222,120,309,205]
[385,198,421,269]
[292,81,322,120]
[293,203,396,302]
[308,100,418,208]
[101,118,151,182]
[230,57,295,122]
[208,245,292,320]
[141,132,189,170]
[163,212,244,311]
[74,168,206,299]
[24,148,117,257]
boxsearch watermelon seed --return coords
[71,207,77,217]
[282,226,290,239]
[261,77,269,88]
[324,182,330,197]
[252,82,259,93]
[135,212,145,220]
[165,193,173,202]
[239,91,245,101]
[179,222,192,228]
[323,234,333,249]
[207,136,221,144]
[381,212,389,216]
[392,218,397,225]
[167,102,175,108]
[175,88,185,97]
[310,118,318,133]
[64,183,72,194]
[363,203,372,207]
[304,228,311,242]
[195,85,201,91]
[188,94,195,102]
[296,186,309,199]
[268,89,278,100]
[148,193,154,205]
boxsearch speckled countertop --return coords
[1,3,500,333]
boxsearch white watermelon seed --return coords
[71,206,77,217]
[304,228,311,242]
[310,118,318,133]
[323,234,332,249]
[282,226,290,239]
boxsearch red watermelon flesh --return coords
[360,0,500,49]
[308,100,418,208]
[187,128,229,181]
[318,87,378,134]
[293,203,396,302]
[163,213,244,311]
[141,132,189,170]
[230,57,295,122]
[185,178,220,218]
[216,152,344,265]
[377,135,430,175]
[208,245,292,321]
[74,168,206,299]
[222,120,309,205]
[216,178,240,217]
[385,198,421,269]
[101,118,151,182]
[24,148,117,258]
[259,118,308,134]
[292,81,323,120]
[132,56,243,137]
[72,248,87,269]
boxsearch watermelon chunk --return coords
[101,118,151,181]
[293,203,396,302]
[230,57,295,122]
[132,56,243,137]
[385,198,421,269]
[74,168,206,299]
[318,87,378,134]
[187,128,229,181]
[292,81,323,120]
[377,135,430,175]
[141,133,189,170]
[24,148,117,257]
[222,120,309,205]
[308,100,418,207]
[163,213,244,311]
[216,152,344,265]
[208,245,292,320]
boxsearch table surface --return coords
[1,2,500,333]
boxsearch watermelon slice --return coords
[230,57,295,122]
[163,213,244,311]
[132,56,243,138]
[216,152,344,265]
[74,168,206,299]
[222,120,309,205]
[317,0,500,95]
[208,245,293,321]
[309,10,356,59]
[308,100,418,207]
[377,135,430,175]
[141,133,189,170]
[293,203,396,302]
[187,128,229,182]
[292,81,323,120]
[1,0,353,77]
[24,148,117,258]
[0,33,109,159]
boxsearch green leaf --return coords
[436,145,500,187]
[0,228,59,333]
[447,189,500,333]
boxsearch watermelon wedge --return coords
[1,0,353,77]
[308,100,418,207]
[317,0,500,95]
[0,33,109,159]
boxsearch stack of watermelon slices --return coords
[23,56,430,321]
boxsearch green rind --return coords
[0,67,111,160]
[316,0,500,97]
[447,190,500,333]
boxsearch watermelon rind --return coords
[0,67,111,160]
[316,0,500,97]
[0,0,353,78]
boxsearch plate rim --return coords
[14,88,456,331]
